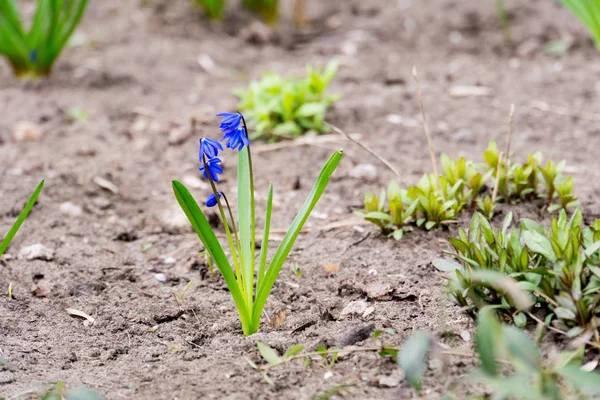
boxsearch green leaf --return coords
[252,150,343,330]
[256,341,282,365]
[554,307,577,320]
[522,231,557,262]
[554,347,584,369]
[556,366,600,395]
[513,312,527,328]
[398,330,431,391]
[503,326,541,371]
[476,308,502,376]
[471,270,533,311]
[432,258,463,273]
[295,102,327,117]
[0,180,44,256]
[584,240,600,257]
[172,181,250,331]
[257,183,273,286]
[284,344,304,359]
[238,146,255,306]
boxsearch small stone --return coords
[163,257,176,265]
[363,306,375,317]
[454,128,475,143]
[349,164,377,181]
[340,300,369,317]
[339,323,375,346]
[323,371,333,380]
[154,273,167,282]
[460,330,472,342]
[13,121,43,142]
[19,244,55,261]
[59,202,82,217]
[92,197,112,210]
[378,375,400,388]
[364,282,392,299]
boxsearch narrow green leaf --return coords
[172,181,250,330]
[476,308,501,376]
[0,180,44,256]
[65,386,103,400]
[252,150,343,329]
[257,341,282,365]
[257,183,273,288]
[554,307,577,320]
[432,258,463,273]
[503,326,541,371]
[398,330,431,391]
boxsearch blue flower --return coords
[221,126,250,151]
[199,157,223,182]
[199,137,223,160]
[217,112,242,134]
[206,192,222,207]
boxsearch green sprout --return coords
[193,0,226,20]
[1,180,44,257]
[235,60,340,142]
[0,0,89,78]
[559,0,600,51]
[243,0,279,25]
[173,113,342,335]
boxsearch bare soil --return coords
[1,0,600,398]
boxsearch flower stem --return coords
[222,192,242,261]
[202,156,245,295]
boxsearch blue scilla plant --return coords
[172,112,342,335]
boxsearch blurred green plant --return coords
[250,310,600,398]
[37,381,102,400]
[0,180,44,256]
[193,0,226,19]
[434,210,600,347]
[359,141,578,241]
[559,0,600,51]
[235,61,340,142]
[192,0,278,23]
[495,0,511,45]
[0,0,88,78]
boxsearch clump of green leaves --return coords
[559,0,600,52]
[359,141,578,241]
[434,209,600,344]
[193,0,225,19]
[0,0,89,78]
[235,61,339,142]
[1,180,44,257]
[34,381,102,400]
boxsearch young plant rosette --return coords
[172,112,342,335]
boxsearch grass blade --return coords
[0,180,44,256]
[251,150,343,329]
[257,183,273,289]
[172,180,250,330]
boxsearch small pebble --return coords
[13,121,43,142]
[460,330,472,342]
[19,244,55,261]
[349,163,377,181]
[154,273,167,282]
[59,202,83,217]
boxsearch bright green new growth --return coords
[359,141,578,241]
[235,61,340,142]
[0,180,44,257]
[559,0,600,51]
[0,0,88,78]
[192,0,278,23]
[434,209,600,343]
[173,150,342,335]
[193,0,226,20]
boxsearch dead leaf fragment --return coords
[268,308,288,328]
[322,264,341,277]
[13,121,43,142]
[32,284,51,298]
[94,177,119,194]
[448,85,493,98]
[66,308,95,324]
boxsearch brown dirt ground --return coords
[1,0,600,398]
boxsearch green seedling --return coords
[0,0,89,78]
[243,0,278,24]
[235,60,339,142]
[289,262,302,276]
[1,180,44,256]
[559,0,600,51]
[38,381,102,400]
[435,210,600,346]
[495,0,511,45]
[193,0,226,19]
